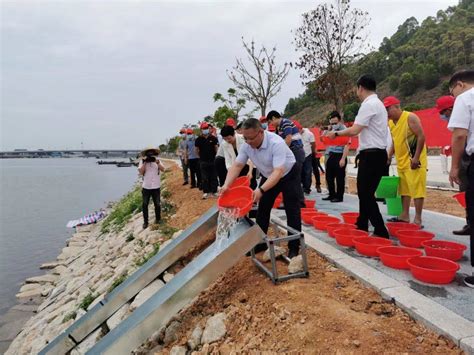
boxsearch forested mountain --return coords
[285,0,473,126]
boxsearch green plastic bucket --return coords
[376,176,399,199]
[386,197,402,216]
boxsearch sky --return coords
[0,0,458,151]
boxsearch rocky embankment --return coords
[5,177,185,354]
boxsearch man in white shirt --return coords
[294,120,316,194]
[221,118,302,258]
[447,69,474,288]
[326,75,389,238]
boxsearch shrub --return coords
[101,186,142,233]
[399,72,416,96]
[403,103,427,112]
[78,293,97,311]
[62,311,77,323]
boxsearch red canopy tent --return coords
[307,107,450,151]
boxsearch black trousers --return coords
[301,154,313,192]
[200,160,218,193]
[180,158,189,183]
[459,152,470,226]
[312,156,323,186]
[464,159,474,267]
[215,156,227,187]
[290,145,306,207]
[188,158,201,188]
[256,164,302,253]
[142,188,160,223]
[356,149,389,238]
[240,166,258,190]
[325,152,346,200]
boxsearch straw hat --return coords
[140,146,160,157]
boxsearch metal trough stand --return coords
[39,206,219,355]
[86,217,264,354]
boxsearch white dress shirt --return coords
[354,94,388,151]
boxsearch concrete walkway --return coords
[271,190,474,353]
[347,155,456,189]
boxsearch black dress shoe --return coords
[330,198,343,203]
[464,276,474,288]
[142,222,148,229]
[288,249,299,259]
[453,225,470,235]
[322,196,333,201]
[182,181,189,186]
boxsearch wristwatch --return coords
[258,187,265,194]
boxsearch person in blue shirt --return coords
[322,111,350,202]
[185,128,201,190]
[221,118,302,258]
[267,110,306,207]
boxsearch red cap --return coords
[293,120,302,129]
[225,118,236,127]
[436,96,455,112]
[186,128,193,134]
[383,96,401,108]
[200,122,209,129]
[259,116,267,123]
[268,123,276,132]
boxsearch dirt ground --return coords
[155,166,462,354]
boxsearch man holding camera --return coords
[138,148,166,229]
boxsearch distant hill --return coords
[285,0,473,128]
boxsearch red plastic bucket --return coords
[273,197,282,209]
[453,192,466,208]
[321,136,350,146]
[326,223,356,238]
[301,207,318,214]
[407,256,460,284]
[377,246,423,270]
[312,216,340,231]
[421,240,467,261]
[386,222,420,237]
[302,212,327,225]
[396,230,435,248]
[353,236,393,257]
[217,186,253,217]
[340,212,359,225]
[231,176,250,188]
[305,200,316,208]
[334,229,368,247]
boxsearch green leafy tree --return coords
[213,105,236,128]
[388,75,399,91]
[399,72,416,96]
[421,64,439,89]
[213,88,247,119]
[342,102,360,122]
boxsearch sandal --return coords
[387,217,409,223]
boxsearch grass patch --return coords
[135,243,160,267]
[108,274,128,293]
[78,293,97,311]
[159,224,178,239]
[125,233,135,242]
[101,186,142,233]
[161,188,171,199]
[62,311,77,323]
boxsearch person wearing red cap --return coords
[185,128,201,190]
[225,118,236,128]
[259,116,268,130]
[384,96,427,227]
[177,128,189,186]
[436,95,455,122]
[446,69,474,287]
[195,122,219,199]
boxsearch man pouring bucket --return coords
[220,118,302,259]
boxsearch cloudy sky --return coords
[1,0,458,150]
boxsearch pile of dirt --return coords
[144,166,461,354]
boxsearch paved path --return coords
[271,190,473,352]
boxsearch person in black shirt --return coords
[195,122,219,199]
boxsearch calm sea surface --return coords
[0,158,138,317]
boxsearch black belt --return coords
[359,148,386,153]
[328,152,343,156]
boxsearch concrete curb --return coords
[271,214,474,354]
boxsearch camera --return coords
[143,152,157,163]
